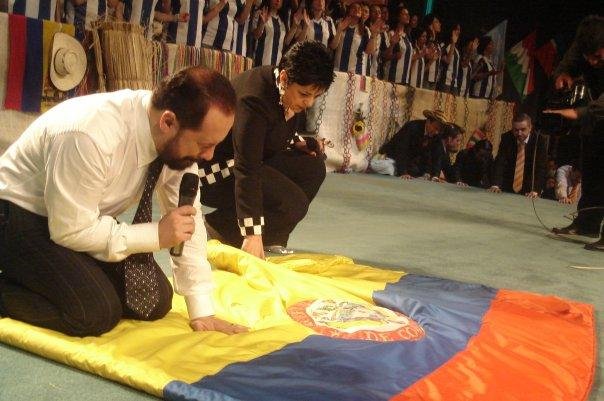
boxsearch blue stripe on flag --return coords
[22,17,43,113]
[164,274,497,401]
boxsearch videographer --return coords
[544,15,603,252]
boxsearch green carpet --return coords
[0,173,601,401]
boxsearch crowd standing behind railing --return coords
[33,0,503,100]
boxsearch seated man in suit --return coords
[433,123,464,184]
[454,139,494,188]
[488,113,548,198]
[379,109,448,179]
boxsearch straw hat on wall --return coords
[50,32,87,91]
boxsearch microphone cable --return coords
[529,129,604,270]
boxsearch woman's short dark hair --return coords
[151,66,236,130]
[477,35,493,55]
[574,15,604,56]
[278,41,335,91]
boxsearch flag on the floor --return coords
[506,31,536,99]
[535,39,558,77]
[0,242,596,401]
[485,20,507,97]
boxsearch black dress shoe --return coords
[552,223,599,238]
[584,238,604,252]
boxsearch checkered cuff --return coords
[238,216,265,236]
[198,159,234,186]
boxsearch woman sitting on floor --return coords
[199,41,335,259]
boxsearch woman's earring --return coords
[278,82,286,106]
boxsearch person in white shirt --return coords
[304,0,336,48]
[331,2,382,76]
[0,67,247,337]
[423,13,441,89]
[555,164,582,204]
[436,23,461,95]
[382,7,414,85]
[471,35,501,99]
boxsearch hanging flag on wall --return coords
[505,31,536,99]
[2,12,76,112]
[485,19,507,97]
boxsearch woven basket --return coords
[91,21,154,91]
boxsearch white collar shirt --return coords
[0,89,214,319]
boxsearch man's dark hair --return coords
[477,35,492,55]
[512,112,532,125]
[278,41,335,91]
[574,15,604,56]
[151,66,236,130]
[442,123,464,140]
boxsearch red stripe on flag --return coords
[391,289,595,401]
[4,14,27,110]
[523,32,536,96]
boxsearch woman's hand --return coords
[242,235,265,259]
[294,137,328,157]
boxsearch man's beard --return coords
[159,136,198,170]
[160,155,197,170]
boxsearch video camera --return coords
[538,82,590,135]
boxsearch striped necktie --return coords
[568,182,580,203]
[512,141,525,193]
[123,158,165,319]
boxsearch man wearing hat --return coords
[378,109,448,179]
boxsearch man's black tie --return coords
[123,158,164,319]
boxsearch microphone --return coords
[170,172,199,257]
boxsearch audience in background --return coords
[436,22,461,95]
[471,35,501,99]
[382,7,413,84]
[34,1,575,204]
